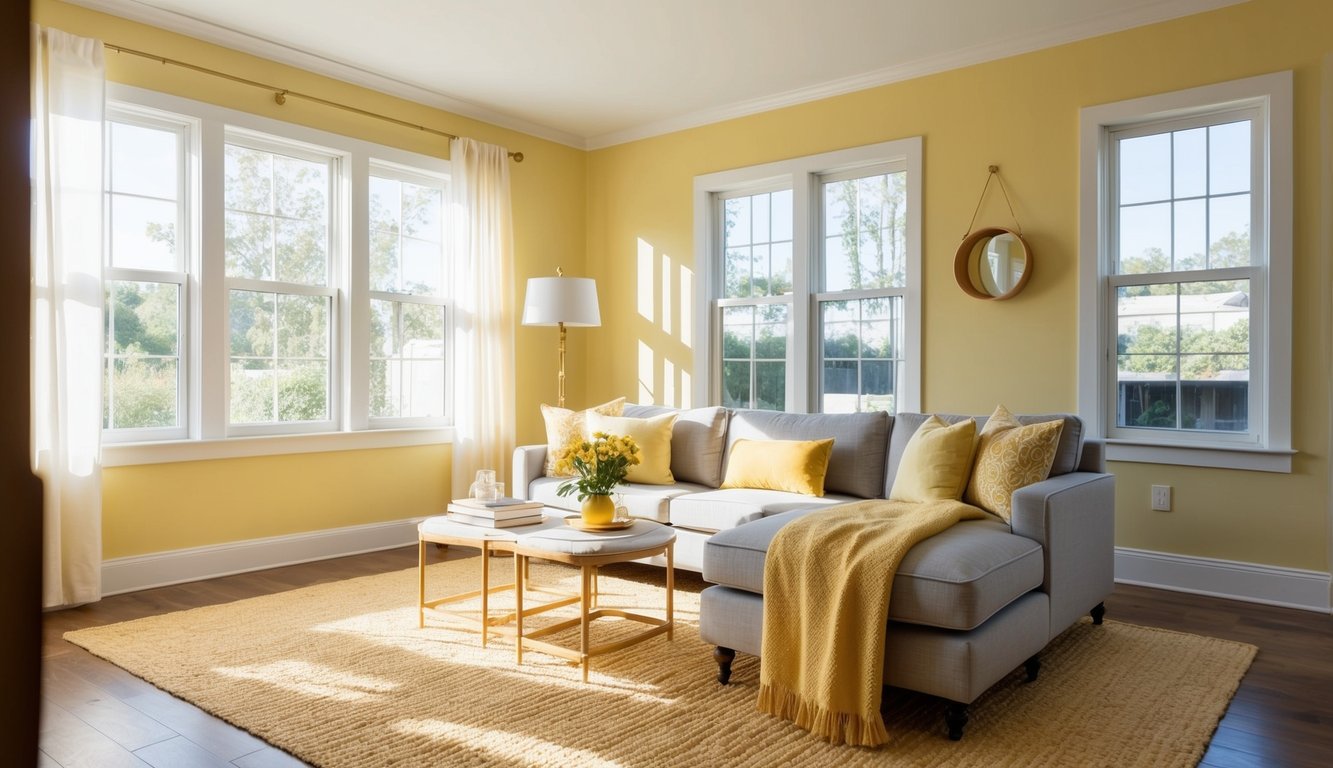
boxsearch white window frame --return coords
[1078,72,1293,472]
[102,84,453,466]
[222,129,343,437]
[102,104,195,444]
[364,160,451,429]
[693,137,922,413]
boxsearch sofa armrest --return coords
[1010,472,1115,642]
[512,444,548,502]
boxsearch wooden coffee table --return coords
[418,513,676,681]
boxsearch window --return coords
[718,188,792,410]
[101,84,452,464]
[816,170,908,414]
[368,165,448,423]
[695,138,921,414]
[1079,73,1292,472]
[224,136,336,433]
[103,108,190,442]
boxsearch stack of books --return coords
[446,497,545,528]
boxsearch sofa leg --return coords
[1090,602,1106,625]
[714,646,736,685]
[1024,654,1041,682]
[945,702,969,741]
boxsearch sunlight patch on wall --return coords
[661,254,673,336]
[637,238,653,321]
[635,237,696,407]
[638,340,654,403]
[680,266,693,350]
[663,359,675,406]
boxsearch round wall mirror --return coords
[954,227,1032,300]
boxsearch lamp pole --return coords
[557,320,567,408]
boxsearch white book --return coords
[446,509,545,528]
[449,498,545,519]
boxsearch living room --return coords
[7,0,1332,766]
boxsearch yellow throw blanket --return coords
[757,499,987,747]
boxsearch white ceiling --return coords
[74,0,1245,149]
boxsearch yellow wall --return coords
[37,0,1333,574]
[101,446,449,558]
[585,0,1332,572]
[34,0,588,557]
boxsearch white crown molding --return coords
[66,0,1246,151]
[62,0,587,149]
[584,0,1249,149]
[1115,546,1331,614]
[101,517,426,595]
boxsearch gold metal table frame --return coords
[417,519,675,681]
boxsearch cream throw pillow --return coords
[965,405,1064,521]
[541,397,626,476]
[586,411,678,485]
[720,438,835,497]
[889,416,978,502]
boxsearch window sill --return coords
[102,427,455,467]
[1105,440,1294,473]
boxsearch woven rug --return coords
[65,557,1255,768]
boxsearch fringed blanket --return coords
[757,499,986,747]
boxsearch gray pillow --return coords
[623,404,729,487]
[724,409,890,499]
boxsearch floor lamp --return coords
[521,269,601,408]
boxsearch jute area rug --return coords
[65,557,1255,768]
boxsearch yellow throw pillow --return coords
[965,405,1064,521]
[541,397,626,476]
[889,416,978,502]
[586,411,678,485]
[720,438,835,497]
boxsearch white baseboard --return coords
[101,518,425,596]
[1115,547,1332,613]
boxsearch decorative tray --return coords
[564,518,634,532]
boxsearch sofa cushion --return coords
[720,438,834,496]
[586,410,678,484]
[703,510,1042,631]
[885,412,1084,497]
[888,416,977,502]
[526,475,710,524]
[540,398,625,476]
[623,404,729,487]
[725,409,890,498]
[965,405,1064,521]
[669,489,857,533]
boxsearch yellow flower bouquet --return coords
[553,432,641,501]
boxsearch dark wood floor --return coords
[39,546,1332,767]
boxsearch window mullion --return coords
[198,117,227,440]
[790,175,812,412]
[346,152,369,431]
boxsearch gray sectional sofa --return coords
[513,404,1115,740]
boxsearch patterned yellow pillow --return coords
[965,405,1064,521]
[541,397,625,476]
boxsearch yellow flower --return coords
[554,431,642,500]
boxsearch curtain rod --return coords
[103,43,524,162]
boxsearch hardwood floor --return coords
[39,547,1332,767]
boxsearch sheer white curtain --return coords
[32,27,105,608]
[449,138,517,494]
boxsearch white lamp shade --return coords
[521,276,601,327]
